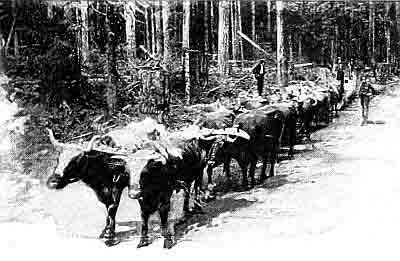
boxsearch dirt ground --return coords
[1,80,400,260]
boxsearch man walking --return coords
[252,59,266,96]
[359,75,376,126]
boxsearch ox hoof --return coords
[104,239,121,247]
[163,236,175,249]
[137,237,151,248]
[259,175,268,183]
[101,229,115,240]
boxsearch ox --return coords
[127,135,210,248]
[46,127,212,249]
[46,130,129,241]
[205,108,284,189]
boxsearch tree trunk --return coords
[183,0,191,105]
[396,2,400,68]
[210,0,216,54]
[204,0,209,53]
[125,1,136,59]
[230,0,237,60]
[236,0,244,67]
[385,2,391,64]
[80,1,89,64]
[144,7,149,50]
[298,35,302,58]
[163,0,175,72]
[151,6,156,54]
[105,5,117,117]
[251,1,256,42]
[267,0,271,33]
[334,24,339,66]
[218,0,229,75]
[289,33,293,63]
[369,0,375,65]
[276,0,286,88]
[155,0,163,57]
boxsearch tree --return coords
[251,1,256,42]
[183,0,190,105]
[217,0,229,75]
[125,0,136,59]
[155,0,163,57]
[369,0,375,65]
[162,0,173,68]
[385,2,391,64]
[276,0,286,88]
[267,0,272,33]
[79,0,89,64]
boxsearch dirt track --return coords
[2,82,400,260]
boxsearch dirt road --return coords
[2,82,400,261]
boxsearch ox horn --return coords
[46,128,63,149]
[46,128,84,151]
[214,127,251,141]
[85,135,102,152]
[310,97,318,106]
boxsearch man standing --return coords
[252,59,266,96]
[336,63,345,101]
[359,75,376,125]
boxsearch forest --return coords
[0,0,398,141]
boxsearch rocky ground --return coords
[1,77,400,260]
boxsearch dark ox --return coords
[130,137,208,249]
[205,108,284,188]
[46,129,210,249]
[46,130,129,241]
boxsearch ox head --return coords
[200,127,250,168]
[46,129,101,190]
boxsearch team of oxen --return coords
[46,81,346,249]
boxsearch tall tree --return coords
[183,0,190,105]
[210,0,216,54]
[236,0,244,67]
[396,2,400,67]
[204,0,209,53]
[369,0,375,65]
[385,2,391,64]
[155,0,163,57]
[80,0,89,63]
[218,0,229,75]
[276,0,286,88]
[125,1,136,59]
[151,6,156,54]
[230,0,238,60]
[251,1,256,42]
[105,4,117,117]
[267,0,271,33]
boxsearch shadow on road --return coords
[112,173,296,248]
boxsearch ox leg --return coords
[137,210,151,248]
[239,162,248,188]
[223,156,232,189]
[205,166,216,202]
[100,189,122,240]
[159,202,174,249]
[269,153,277,178]
[259,158,268,182]
[248,159,257,188]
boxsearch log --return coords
[5,16,16,55]
[237,30,273,61]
